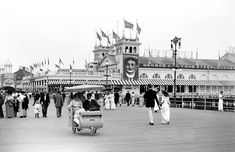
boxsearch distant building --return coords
[21,28,235,97]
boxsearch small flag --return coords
[73,59,75,64]
[59,57,64,65]
[107,36,111,44]
[69,65,72,72]
[55,64,60,69]
[48,58,49,65]
[30,66,34,71]
[96,32,102,41]
[136,23,141,34]
[124,20,134,29]
[113,31,119,40]
[101,30,107,38]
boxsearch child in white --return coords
[34,99,41,118]
[104,92,110,110]
[161,90,170,125]
[218,91,223,112]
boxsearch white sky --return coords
[0,0,235,72]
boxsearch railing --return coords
[172,97,235,112]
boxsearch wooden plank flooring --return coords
[0,98,235,152]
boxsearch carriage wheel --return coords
[72,128,76,134]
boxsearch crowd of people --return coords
[0,85,225,126]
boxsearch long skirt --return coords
[139,98,144,107]
[161,103,170,123]
[6,103,14,118]
[105,99,110,110]
[218,99,223,111]
[110,99,116,110]
[73,108,85,125]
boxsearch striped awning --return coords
[48,79,60,84]
[219,81,235,86]
[86,80,100,85]
[74,80,86,85]
[138,79,174,85]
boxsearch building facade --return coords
[21,36,235,97]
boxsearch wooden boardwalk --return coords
[0,99,235,152]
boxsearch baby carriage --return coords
[65,85,104,136]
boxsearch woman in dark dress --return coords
[0,93,4,118]
[22,94,29,118]
[4,90,14,118]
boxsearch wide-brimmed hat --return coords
[161,90,169,97]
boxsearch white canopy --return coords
[65,84,105,92]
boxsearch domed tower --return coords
[0,64,4,74]
[4,59,12,73]
[93,44,115,64]
[114,35,141,80]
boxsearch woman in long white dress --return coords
[110,91,116,110]
[218,91,224,112]
[161,90,170,125]
[104,92,110,110]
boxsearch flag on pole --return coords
[96,32,102,41]
[59,58,64,65]
[30,65,34,71]
[101,30,107,38]
[113,31,119,40]
[69,64,72,72]
[55,64,60,68]
[73,59,75,64]
[47,58,50,65]
[136,23,141,34]
[107,36,111,44]
[124,20,134,29]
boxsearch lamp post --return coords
[171,36,181,107]
[45,71,49,93]
[105,60,109,86]
[69,68,72,87]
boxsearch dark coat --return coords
[83,99,100,111]
[125,92,131,101]
[144,89,158,108]
[54,94,64,107]
[22,96,29,110]
[42,94,50,107]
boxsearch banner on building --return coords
[123,54,139,80]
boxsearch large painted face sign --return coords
[123,54,139,80]
[3,79,15,88]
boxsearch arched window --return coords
[201,75,207,80]
[189,74,196,80]
[140,73,148,78]
[125,46,128,53]
[152,73,160,79]
[177,74,184,79]
[134,47,137,53]
[211,75,218,80]
[129,47,132,53]
[222,75,229,80]
[165,74,173,79]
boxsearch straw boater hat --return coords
[161,90,169,97]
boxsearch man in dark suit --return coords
[83,93,100,111]
[114,91,120,107]
[144,84,160,125]
[125,91,131,106]
[54,91,64,118]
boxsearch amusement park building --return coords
[21,37,235,97]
